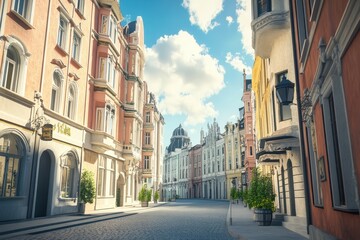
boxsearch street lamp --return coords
[275,75,295,105]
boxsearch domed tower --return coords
[167,124,190,153]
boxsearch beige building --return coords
[251,0,306,236]
[224,113,245,199]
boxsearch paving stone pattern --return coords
[11,200,234,240]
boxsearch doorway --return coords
[35,151,52,217]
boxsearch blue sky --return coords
[121,0,253,148]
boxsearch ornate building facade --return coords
[251,0,306,236]
[0,0,163,221]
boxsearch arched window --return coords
[0,133,25,197]
[60,152,78,198]
[2,46,20,92]
[67,83,77,120]
[51,70,63,112]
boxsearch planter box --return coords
[254,209,272,226]
[141,201,149,207]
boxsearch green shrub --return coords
[80,170,96,204]
[247,167,275,211]
[138,185,151,202]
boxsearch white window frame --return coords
[97,157,105,196]
[67,83,77,120]
[144,156,150,169]
[72,31,81,62]
[99,57,116,89]
[57,15,69,50]
[51,70,64,112]
[145,111,150,123]
[12,0,34,24]
[76,0,84,14]
[1,43,28,95]
[60,153,77,198]
[145,132,151,145]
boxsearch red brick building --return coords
[291,0,360,239]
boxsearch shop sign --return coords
[41,123,53,141]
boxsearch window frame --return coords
[57,15,69,50]
[12,0,34,24]
[66,83,77,120]
[51,70,64,112]
[72,31,81,62]
[60,153,77,199]
[321,71,358,212]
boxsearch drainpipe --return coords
[289,0,312,233]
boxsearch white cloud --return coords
[226,16,233,25]
[236,0,254,56]
[182,0,223,33]
[145,30,226,125]
[225,52,252,74]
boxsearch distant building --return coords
[202,119,226,199]
[241,72,256,186]
[188,144,202,198]
[162,125,191,200]
[224,111,245,199]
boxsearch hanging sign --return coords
[41,123,53,141]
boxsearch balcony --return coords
[251,0,290,58]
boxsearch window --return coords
[72,32,81,62]
[295,0,308,53]
[306,124,323,206]
[145,112,151,123]
[13,0,33,22]
[0,134,24,197]
[67,83,76,119]
[2,46,19,92]
[109,16,117,43]
[229,157,232,170]
[51,70,63,112]
[236,157,239,169]
[144,156,150,169]
[257,0,271,17]
[57,16,68,49]
[105,105,115,135]
[60,153,77,198]
[276,72,291,121]
[99,57,116,89]
[97,157,105,196]
[145,132,151,145]
[250,146,253,156]
[322,77,357,211]
[108,159,115,196]
[95,104,115,135]
[76,0,84,14]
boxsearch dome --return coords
[167,124,190,153]
[172,124,188,137]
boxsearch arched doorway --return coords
[287,159,296,216]
[35,151,52,217]
[116,173,125,207]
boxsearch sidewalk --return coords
[226,202,309,240]
[0,202,167,240]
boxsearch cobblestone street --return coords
[10,200,233,240]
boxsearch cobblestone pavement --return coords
[11,200,234,240]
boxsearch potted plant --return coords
[154,191,159,203]
[248,167,275,226]
[138,185,151,207]
[79,169,96,214]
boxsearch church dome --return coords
[172,124,188,137]
[167,124,190,153]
